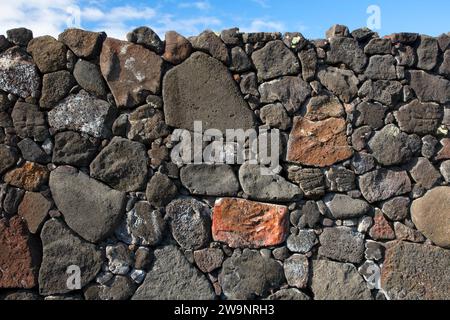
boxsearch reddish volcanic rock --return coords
[162,31,192,65]
[0,216,40,288]
[287,117,353,167]
[369,210,395,241]
[212,198,289,248]
[4,161,49,191]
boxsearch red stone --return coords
[369,210,395,241]
[0,216,40,289]
[212,198,289,248]
[4,161,49,191]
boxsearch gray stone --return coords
[260,103,292,130]
[441,160,450,182]
[52,131,100,167]
[351,126,372,151]
[146,173,177,208]
[17,138,50,164]
[73,60,107,97]
[351,153,375,175]
[395,100,442,135]
[286,230,317,254]
[38,219,102,295]
[127,104,170,145]
[166,198,211,250]
[283,254,309,289]
[283,32,308,52]
[220,28,242,46]
[297,201,321,229]
[243,32,281,44]
[351,27,376,41]
[317,66,359,103]
[193,248,224,273]
[324,194,371,219]
[49,166,126,243]
[126,202,166,246]
[327,37,367,73]
[163,52,254,131]
[311,260,373,300]
[394,222,426,243]
[326,25,350,38]
[354,101,387,129]
[408,70,450,104]
[304,94,345,121]
[319,227,365,263]
[259,76,311,113]
[132,245,215,300]
[48,90,116,138]
[267,288,310,300]
[290,168,325,198]
[134,247,152,270]
[365,240,384,261]
[7,28,33,46]
[298,48,317,81]
[439,50,450,77]
[358,80,403,106]
[252,40,300,81]
[190,30,229,64]
[86,275,136,300]
[381,197,410,221]
[368,124,420,166]
[422,135,438,158]
[180,164,239,196]
[437,33,450,51]
[2,186,24,216]
[126,26,164,54]
[359,169,412,203]
[27,35,66,74]
[239,72,259,97]
[381,241,450,300]
[40,70,76,109]
[326,167,356,192]
[229,46,252,73]
[395,44,416,67]
[364,38,392,55]
[219,249,285,300]
[417,36,439,71]
[0,144,18,175]
[365,55,397,80]
[0,47,40,98]
[410,157,441,189]
[90,137,148,192]
[358,260,381,290]
[106,243,133,275]
[12,102,49,142]
[239,163,302,202]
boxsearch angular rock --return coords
[100,38,163,108]
[17,138,50,164]
[411,187,450,248]
[283,32,308,52]
[125,201,166,246]
[73,60,107,97]
[90,137,148,192]
[317,66,359,103]
[439,50,450,77]
[243,32,281,44]
[59,28,105,58]
[240,72,259,97]
[166,198,211,250]
[106,243,133,275]
[381,197,410,221]
[0,47,40,98]
[410,157,441,189]
[381,241,450,300]
[38,219,102,295]
[126,27,164,54]
[239,163,302,202]
[286,230,317,254]
[86,275,136,300]
[352,126,372,151]
[260,103,291,130]
[319,227,365,263]
[27,36,66,73]
[283,254,309,289]
[387,33,419,44]
[163,52,255,131]
[395,100,442,135]
[394,222,425,243]
[436,138,450,160]
[359,169,412,203]
[18,192,51,234]
[133,245,215,300]
[289,168,325,198]
[52,131,100,167]
[298,48,317,81]
[0,144,18,175]
[126,104,170,145]
[162,31,192,65]
[193,248,224,273]
[326,25,350,38]
[48,90,116,138]
[365,55,396,80]
[219,249,285,300]
[326,166,356,192]
[267,288,310,300]
[12,102,49,142]
[417,36,439,71]
[212,198,289,248]
[304,94,344,121]
[259,76,311,113]
[4,161,49,191]
[408,70,450,104]
[441,160,450,182]
[364,38,392,55]
[190,30,229,65]
[351,152,376,175]
[40,70,76,109]
[297,201,321,229]
[369,210,395,240]
[229,46,252,73]
[358,80,403,106]
[6,28,33,47]
[221,28,242,46]
[49,166,126,243]
[324,194,371,219]
[287,117,353,167]
[368,124,420,166]
[351,27,376,41]
[180,164,239,196]
[311,260,372,300]
[327,37,367,73]
[396,44,416,67]
[2,186,24,216]
[146,173,177,208]
[252,40,300,81]
[0,216,39,289]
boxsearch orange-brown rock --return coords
[436,138,450,160]
[0,216,40,288]
[287,117,353,167]
[4,161,49,191]
[369,210,395,241]
[100,38,163,108]
[18,192,52,234]
[162,31,192,65]
[212,198,289,248]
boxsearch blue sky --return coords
[0,0,449,40]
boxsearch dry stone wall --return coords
[1,25,450,300]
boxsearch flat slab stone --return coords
[100,38,163,108]
[49,166,126,243]
[381,241,450,300]
[395,100,443,135]
[163,52,255,131]
[287,117,353,167]
[359,169,412,203]
[212,198,289,248]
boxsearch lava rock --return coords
[359,168,412,203]
[319,227,365,263]
[52,131,100,167]
[11,102,49,142]
[317,66,359,103]
[324,194,371,219]
[59,28,105,59]
[146,173,177,208]
[27,36,67,73]
[40,70,76,109]
[126,27,164,54]
[73,60,107,97]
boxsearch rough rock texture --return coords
[12,102,49,142]
[359,169,412,203]
[49,166,126,243]
[59,28,105,59]
[381,241,450,300]
[212,198,289,248]
[4,161,49,191]
[132,246,215,300]
[395,100,442,135]
[318,227,365,263]
[18,192,51,234]
[163,31,192,65]
[163,52,254,131]
[324,194,371,219]
[27,36,66,73]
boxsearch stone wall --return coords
[1,25,450,300]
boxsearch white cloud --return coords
[178,1,211,11]
[251,0,270,8]
[243,19,285,32]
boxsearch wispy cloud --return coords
[251,0,270,8]
[178,1,211,11]
[243,19,284,32]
